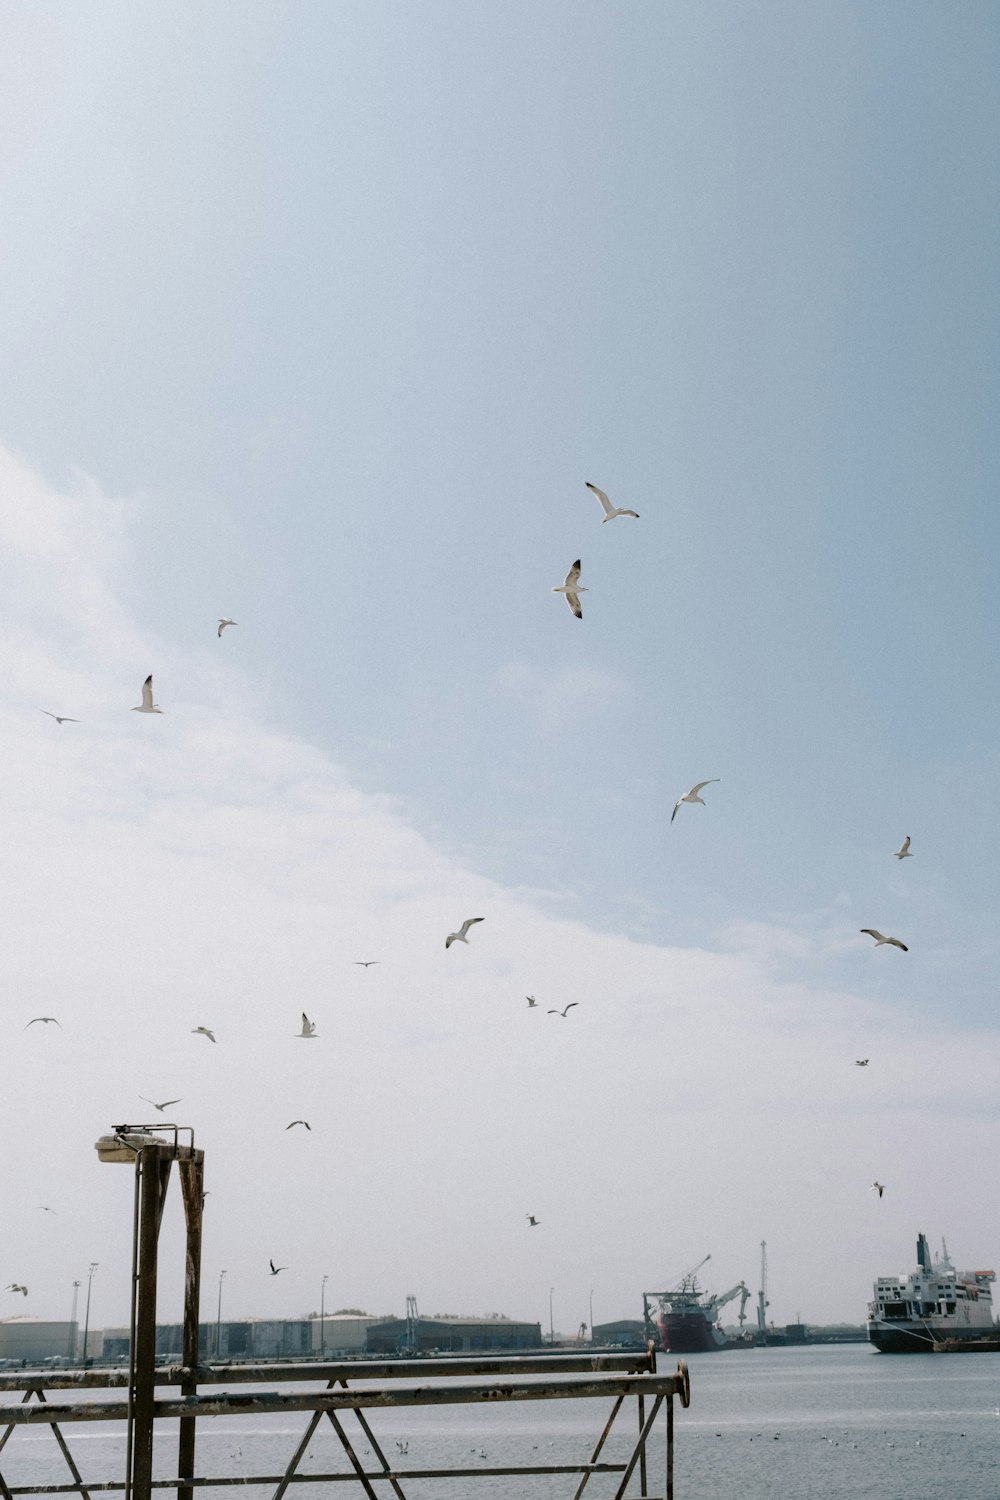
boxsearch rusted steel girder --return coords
[0,1369,689,1426]
[0,1347,655,1395]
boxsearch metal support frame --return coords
[0,1354,690,1499]
[2,1125,691,1496]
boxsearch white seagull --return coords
[36,1206,57,1214]
[6,1285,27,1297]
[671,780,720,823]
[192,1026,216,1042]
[446,917,484,950]
[893,837,913,860]
[526,1215,540,1227]
[855,1059,870,1067]
[298,1012,317,1038]
[860,930,908,952]
[268,1259,287,1276]
[547,1003,579,1018]
[586,481,639,522]
[24,1016,61,1028]
[218,619,237,637]
[285,1120,311,1131]
[526,995,538,1008]
[552,560,587,619]
[40,710,79,725]
[132,675,163,714]
[871,1182,885,1199]
[140,1096,182,1112]
[354,960,380,967]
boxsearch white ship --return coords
[867,1233,996,1352]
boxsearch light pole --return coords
[320,1275,328,1361]
[81,1262,98,1366]
[68,1281,81,1360]
[589,1289,594,1343]
[216,1270,227,1361]
[549,1287,554,1346]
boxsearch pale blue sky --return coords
[0,3,997,1327]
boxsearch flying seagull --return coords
[298,1013,317,1038]
[269,1259,287,1276]
[36,1206,57,1214]
[191,1026,216,1042]
[140,1097,182,1113]
[871,1182,885,1198]
[40,710,79,725]
[6,1285,27,1297]
[526,1215,540,1227]
[24,1017,61,1028]
[671,780,720,823]
[860,930,908,952]
[526,995,538,1008]
[285,1120,311,1131]
[552,560,587,619]
[548,1003,579,1018]
[218,619,237,637]
[893,837,913,860]
[446,917,484,949]
[354,960,380,967]
[586,481,639,522]
[132,675,163,714]
[855,1059,870,1067]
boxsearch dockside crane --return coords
[756,1241,769,1343]
[713,1281,750,1328]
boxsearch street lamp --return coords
[549,1287,555,1346]
[68,1281,81,1360]
[320,1275,328,1360]
[216,1271,227,1361]
[589,1290,595,1344]
[81,1262,99,1366]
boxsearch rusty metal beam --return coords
[0,1348,654,1394]
[0,1370,686,1426]
[176,1157,204,1500]
[129,1150,173,1500]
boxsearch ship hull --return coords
[868,1321,994,1353]
[656,1312,727,1353]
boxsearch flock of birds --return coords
[12,480,917,1308]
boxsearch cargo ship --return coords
[867,1233,997,1352]
[643,1257,750,1353]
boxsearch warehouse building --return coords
[366,1314,541,1354]
[0,1319,100,1364]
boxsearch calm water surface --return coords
[3,1345,999,1498]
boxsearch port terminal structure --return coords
[0,1124,692,1500]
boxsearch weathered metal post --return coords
[95,1127,204,1500]
[177,1155,205,1500]
[131,1144,173,1500]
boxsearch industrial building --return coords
[592,1319,646,1347]
[366,1314,541,1354]
[0,1319,101,1364]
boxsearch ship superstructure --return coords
[644,1256,749,1353]
[867,1233,996,1352]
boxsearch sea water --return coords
[2,1345,998,1499]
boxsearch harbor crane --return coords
[756,1241,769,1341]
[713,1281,750,1328]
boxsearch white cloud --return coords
[2,448,997,1337]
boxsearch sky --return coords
[1,1,998,1336]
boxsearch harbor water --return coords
[2,1344,998,1498]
